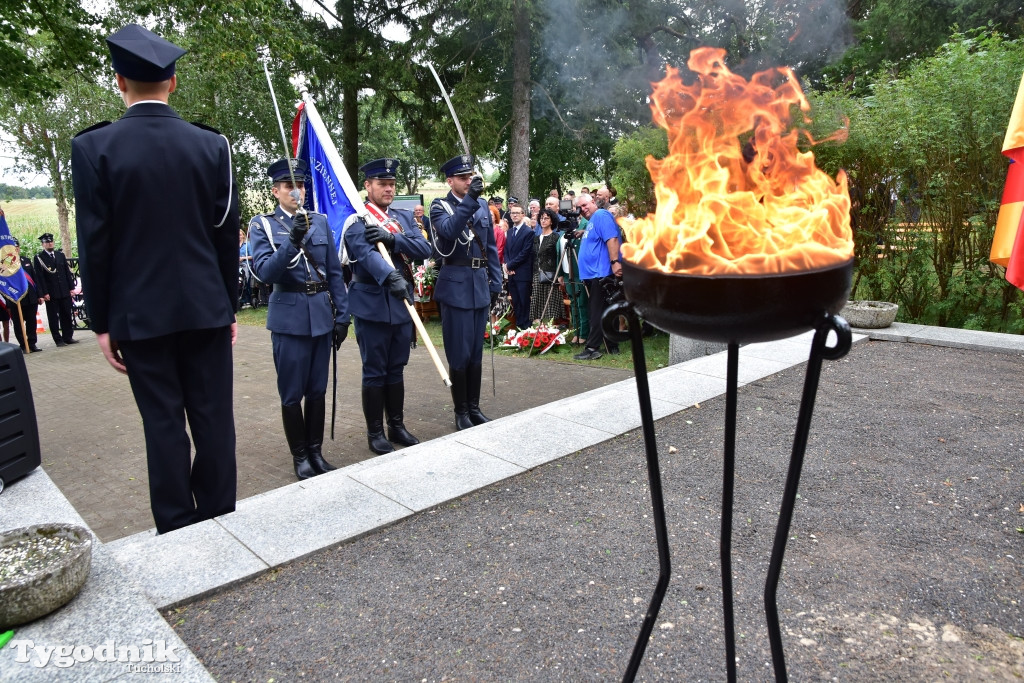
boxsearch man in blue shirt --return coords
[574,190,622,360]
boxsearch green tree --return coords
[0,74,122,252]
[0,0,101,98]
[609,125,669,217]
[357,93,433,195]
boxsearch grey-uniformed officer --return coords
[343,158,432,454]
[249,158,350,480]
[429,156,502,430]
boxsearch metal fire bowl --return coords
[621,259,853,344]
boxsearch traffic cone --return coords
[36,311,46,334]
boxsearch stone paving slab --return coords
[349,441,526,512]
[104,521,268,610]
[451,412,613,470]
[607,366,728,408]
[214,473,413,567]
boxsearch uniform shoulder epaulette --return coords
[74,121,111,138]
[190,121,223,135]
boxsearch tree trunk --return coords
[42,130,73,253]
[340,0,359,180]
[508,0,531,204]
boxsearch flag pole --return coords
[301,94,451,387]
[16,300,29,353]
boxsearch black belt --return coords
[443,256,486,269]
[274,282,329,295]
[349,273,376,285]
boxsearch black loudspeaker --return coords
[0,341,41,494]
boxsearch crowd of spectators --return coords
[482,187,625,359]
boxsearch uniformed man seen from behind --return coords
[343,158,431,454]
[71,24,239,535]
[249,158,350,480]
[429,156,502,430]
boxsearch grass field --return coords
[237,305,670,372]
[2,198,65,256]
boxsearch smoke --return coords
[532,0,853,127]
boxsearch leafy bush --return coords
[812,31,1024,331]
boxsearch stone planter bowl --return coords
[0,523,93,629]
[841,300,899,329]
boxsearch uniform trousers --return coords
[354,317,413,386]
[119,326,236,535]
[439,304,487,371]
[44,296,75,344]
[507,278,532,329]
[9,300,39,350]
[271,332,331,405]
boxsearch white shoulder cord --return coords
[338,213,360,266]
[431,199,472,258]
[260,215,304,270]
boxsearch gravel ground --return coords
[166,341,1024,681]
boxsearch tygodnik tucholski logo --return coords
[8,638,182,671]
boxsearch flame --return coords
[621,48,853,276]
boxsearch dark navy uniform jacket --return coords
[71,102,239,339]
[343,208,431,324]
[248,207,349,336]
[504,221,535,283]
[33,249,76,301]
[429,191,502,309]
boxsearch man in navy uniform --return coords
[429,156,502,430]
[343,158,431,454]
[72,24,239,535]
[249,158,350,480]
[33,233,78,346]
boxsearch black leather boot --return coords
[466,362,491,425]
[385,381,419,446]
[450,369,474,431]
[304,394,335,474]
[282,403,316,480]
[362,385,394,454]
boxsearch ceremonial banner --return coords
[990,71,1024,290]
[293,100,359,252]
[0,209,28,303]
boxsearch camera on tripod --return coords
[601,274,625,304]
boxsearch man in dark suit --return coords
[7,238,43,353]
[343,158,431,454]
[249,158,350,480]
[33,233,78,346]
[71,24,239,535]
[429,155,502,430]
[503,204,534,329]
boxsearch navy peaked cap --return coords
[440,155,474,177]
[38,233,54,243]
[360,158,400,180]
[267,158,309,182]
[106,24,186,82]
[508,196,521,204]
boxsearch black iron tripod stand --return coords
[602,302,852,682]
